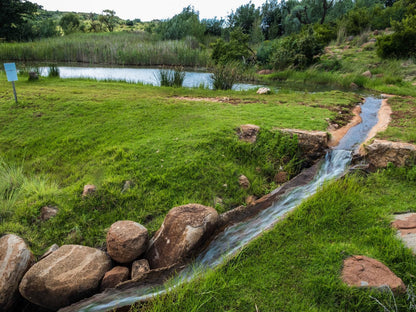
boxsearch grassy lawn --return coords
[137,158,416,312]
[0,73,361,255]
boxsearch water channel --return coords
[39,66,262,91]
[61,96,382,312]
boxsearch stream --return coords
[63,96,383,312]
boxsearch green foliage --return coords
[155,6,205,42]
[228,2,261,36]
[211,63,241,90]
[0,0,39,41]
[256,40,274,65]
[210,28,254,65]
[157,67,186,87]
[270,27,323,70]
[59,13,81,35]
[201,18,224,37]
[0,32,209,67]
[377,15,416,59]
[98,10,118,32]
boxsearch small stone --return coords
[350,82,359,89]
[257,69,273,75]
[131,259,150,280]
[245,195,256,206]
[40,205,58,221]
[238,175,250,189]
[100,266,130,290]
[214,197,223,206]
[82,184,96,197]
[122,180,133,192]
[362,70,372,78]
[257,87,271,95]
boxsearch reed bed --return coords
[0,32,210,67]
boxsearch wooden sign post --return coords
[4,63,18,103]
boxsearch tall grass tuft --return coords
[48,65,60,78]
[157,67,186,87]
[211,63,240,90]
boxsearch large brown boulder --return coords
[0,234,34,311]
[19,245,112,310]
[364,139,416,169]
[341,255,406,293]
[106,220,148,264]
[145,204,219,269]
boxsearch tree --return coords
[0,0,39,41]
[59,13,80,35]
[99,9,117,32]
[228,2,261,34]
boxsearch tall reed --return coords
[0,32,210,67]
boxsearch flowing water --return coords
[38,66,262,91]
[68,97,382,312]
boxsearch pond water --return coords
[39,66,262,91]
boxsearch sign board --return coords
[4,63,18,82]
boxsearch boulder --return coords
[131,259,150,280]
[245,195,257,206]
[238,175,250,189]
[82,184,96,197]
[280,129,329,166]
[100,266,130,291]
[237,124,260,143]
[39,205,58,221]
[39,243,59,260]
[19,244,112,310]
[341,255,406,293]
[0,234,34,311]
[350,82,359,90]
[145,204,219,269]
[364,139,416,169]
[106,220,148,264]
[257,87,271,95]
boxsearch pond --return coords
[38,66,262,91]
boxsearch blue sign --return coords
[4,63,18,82]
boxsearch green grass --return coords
[0,73,361,255]
[377,96,416,143]
[136,168,416,312]
[0,32,210,67]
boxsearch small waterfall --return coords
[70,97,382,312]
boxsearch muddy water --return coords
[62,97,382,312]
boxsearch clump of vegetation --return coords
[211,63,240,90]
[157,67,186,87]
[48,65,60,78]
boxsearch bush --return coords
[377,15,416,59]
[256,40,274,65]
[270,28,323,70]
[211,63,240,90]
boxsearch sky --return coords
[33,0,266,22]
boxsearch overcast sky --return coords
[33,0,266,21]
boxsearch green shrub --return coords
[256,40,274,65]
[211,63,240,90]
[210,28,253,65]
[377,15,416,59]
[48,65,60,78]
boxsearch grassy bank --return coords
[0,32,210,67]
[137,167,416,311]
[261,36,416,97]
[0,73,361,255]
